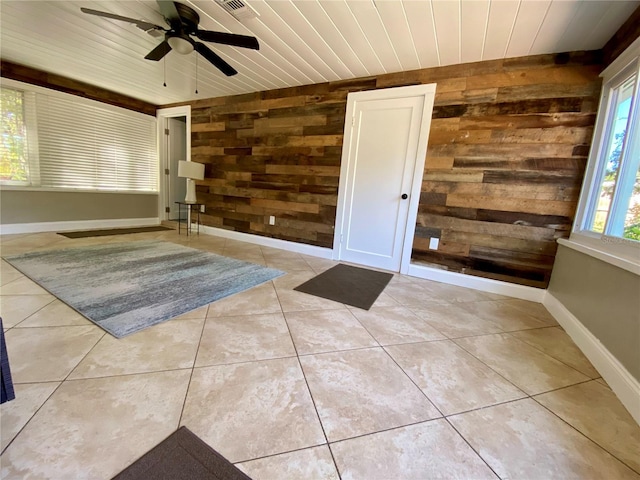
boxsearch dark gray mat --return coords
[58,226,173,238]
[112,427,251,480]
[294,263,393,310]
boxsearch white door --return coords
[334,85,435,272]
[167,117,187,220]
[156,105,191,222]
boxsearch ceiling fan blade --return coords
[157,0,181,24]
[194,30,259,50]
[80,7,164,33]
[145,40,172,61]
[195,43,237,76]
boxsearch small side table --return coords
[175,202,203,236]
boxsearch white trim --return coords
[0,186,158,195]
[0,217,160,235]
[333,84,436,272]
[544,292,640,426]
[407,263,545,302]
[570,39,640,273]
[199,225,333,259]
[558,238,640,276]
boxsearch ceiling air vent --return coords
[215,0,259,20]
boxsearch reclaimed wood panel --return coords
[166,51,602,287]
[183,81,363,246]
[404,52,602,288]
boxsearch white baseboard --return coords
[544,292,640,426]
[200,225,544,302]
[0,217,160,235]
[407,263,546,302]
[199,225,334,259]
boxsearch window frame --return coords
[0,78,158,195]
[570,37,640,273]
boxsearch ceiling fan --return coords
[80,1,259,76]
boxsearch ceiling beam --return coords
[0,60,158,116]
[602,4,640,66]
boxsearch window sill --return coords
[0,185,158,195]
[558,237,640,276]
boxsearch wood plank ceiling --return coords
[1,0,638,105]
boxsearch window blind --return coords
[34,92,157,192]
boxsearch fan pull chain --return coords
[163,57,167,87]
[195,53,199,95]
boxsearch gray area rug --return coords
[4,241,284,338]
[112,427,251,480]
[294,263,393,310]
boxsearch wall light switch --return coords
[429,237,439,250]
[200,205,205,213]
[269,215,275,225]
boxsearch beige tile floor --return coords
[1,230,639,480]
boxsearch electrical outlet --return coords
[269,215,275,225]
[429,237,439,250]
[200,205,205,213]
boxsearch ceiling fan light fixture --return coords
[167,35,193,54]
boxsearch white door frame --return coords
[156,105,191,221]
[333,84,436,274]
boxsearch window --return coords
[0,88,30,185]
[583,66,639,241]
[0,80,157,193]
[571,39,640,269]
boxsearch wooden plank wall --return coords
[189,78,376,247]
[384,53,602,288]
[183,51,602,288]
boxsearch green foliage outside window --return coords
[0,88,29,183]
[606,130,640,241]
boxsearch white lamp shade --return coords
[178,160,205,180]
[178,161,204,204]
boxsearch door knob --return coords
[401,193,408,200]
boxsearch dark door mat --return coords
[112,427,252,480]
[58,226,173,238]
[294,263,393,310]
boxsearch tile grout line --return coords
[379,343,447,417]
[450,336,611,399]
[231,441,330,468]
[277,287,344,480]
[530,394,640,476]
[1,295,58,330]
[443,416,504,479]
[450,335,559,396]
[0,381,63,456]
[504,330,599,378]
[1,328,106,456]
[376,340,509,478]
[47,365,199,384]
[318,322,503,478]
[176,305,211,431]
